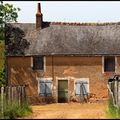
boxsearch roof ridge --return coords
[44,21,120,26]
[9,23,35,24]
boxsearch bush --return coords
[106,100,120,119]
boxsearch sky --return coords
[4,1,120,23]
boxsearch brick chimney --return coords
[36,3,43,29]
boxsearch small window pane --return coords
[104,57,115,72]
[33,56,44,70]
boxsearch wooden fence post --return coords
[4,86,7,112]
[21,86,25,105]
[108,82,112,101]
[8,86,10,105]
[23,86,27,103]
[6,86,8,106]
[15,87,18,104]
[1,87,4,117]
[118,81,120,107]
[9,86,12,106]
[0,85,27,112]
[18,86,21,107]
[16,86,19,106]
[21,86,23,106]
[11,87,13,104]
[114,80,118,105]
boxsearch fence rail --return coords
[0,85,27,115]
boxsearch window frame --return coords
[31,56,46,71]
[102,56,117,73]
[37,78,52,97]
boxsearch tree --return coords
[0,1,21,86]
[0,1,20,40]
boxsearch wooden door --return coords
[58,80,68,103]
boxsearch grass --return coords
[0,93,32,119]
[106,100,120,119]
[0,100,32,119]
[4,102,32,119]
[15,103,32,117]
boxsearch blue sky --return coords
[4,1,120,23]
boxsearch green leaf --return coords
[0,1,21,24]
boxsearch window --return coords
[104,56,115,72]
[33,56,44,70]
[75,80,89,96]
[39,79,52,96]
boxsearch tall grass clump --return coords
[106,100,120,119]
[0,96,32,119]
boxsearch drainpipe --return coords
[52,56,54,81]
[52,56,56,102]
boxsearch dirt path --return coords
[23,101,109,119]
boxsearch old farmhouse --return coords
[5,3,120,104]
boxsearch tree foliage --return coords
[0,1,21,86]
[6,24,30,55]
[0,1,20,40]
[0,68,5,86]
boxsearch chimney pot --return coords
[36,3,41,16]
[36,3,43,29]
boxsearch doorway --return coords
[58,80,68,103]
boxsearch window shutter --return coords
[39,80,45,96]
[75,80,88,96]
[75,81,80,96]
[80,81,88,95]
[45,80,52,96]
